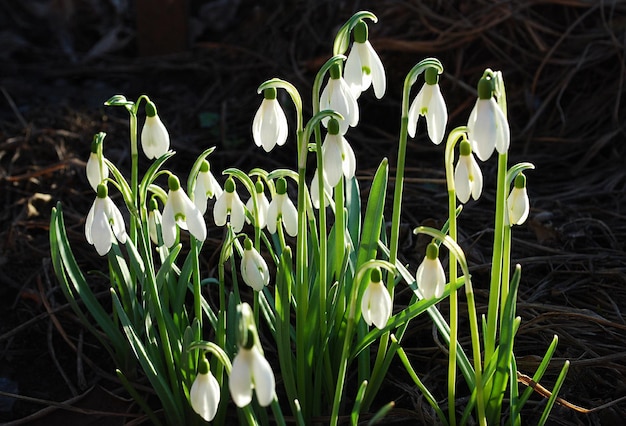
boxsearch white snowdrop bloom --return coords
[361,268,392,329]
[407,67,448,144]
[266,178,297,237]
[416,242,446,299]
[213,177,246,233]
[240,237,270,291]
[467,75,510,161]
[245,180,270,229]
[310,168,333,209]
[162,175,207,247]
[252,87,288,152]
[454,140,483,203]
[189,356,220,422]
[193,160,223,215]
[85,184,127,256]
[140,100,170,160]
[229,343,275,408]
[322,118,357,187]
[320,63,359,135]
[147,198,162,245]
[344,20,386,100]
[507,174,530,226]
[86,152,109,191]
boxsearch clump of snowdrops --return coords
[50,11,570,426]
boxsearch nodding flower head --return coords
[416,242,446,299]
[245,179,270,229]
[140,100,170,160]
[85,184,127,256]
[189,355,220,422]
[454,139,483,203]
[507,173,530,226]
[361,267,392,329]
[252,87,288,152]
[229,303,276,408]
[86,135,109,191]
[214,177,246,232]
[240,237,270,291]
[193,160,223,215]
[162,174,207,247]
[408,67,448,145]
[467,74,510,161]
[320,63,359,135]
[344,20,386,100]
[322,118,356,187]
[266,177,298,237]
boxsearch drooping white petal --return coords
[148,208,161,245]
[468,99,498,162]
[364,41,386,99]
[246,192,270,229]
[213,192,229,227]
[280,196,298,237]
[190,370,220,422]
[507,187,530,225]
[425,84,447,145]
[161,197,177,247]
[361,281,392,329]
[229,193,246,233]
[194,169,223,214]
[322,133,344,187]
[183,200,207,242]
[310,169,332,209]
[85,199,97,245]
[92,209,112,256]
[252,98,288,152]
[344,45,364,99]
[407,85,426,138]
[454,157,472,204]
[341,136,357,180]
[416,257,446,299]
[86,152,108,191]
[229,350,253,407]
[266,198,278,235]
[494,102,511,154]
[469,156,483,200]
[141,115,170,160]
[320,78,359,134]
[250,348,275,407]
[241,247,270,291]
[104,197,127,244]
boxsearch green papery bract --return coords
[140,114,170,159]
[252,97,288,152]
[415,256,446,299]
[229,346,275,408]
[189,369,221,422]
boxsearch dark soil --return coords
[0,1,625,425]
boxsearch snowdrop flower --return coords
[322,118,357,187]
[240,237,270,291]
[266,178,297,237]
[252,87,288,152]
[86,135,109,191]
[193,160,223,215]
[361,267,392,329]
[454,140,483,203]
[140,100,170,159]
[189,355,220,422]
[320,63,359,135]
[85,184,127,256]
[408,67,448,144]
[310,168,333,209]
[230,303,276,407]
[214,177,246,233]
[507,173,530,225]
[245,179,270,229]
[344,20,386,100]
[416,242,446,299]
[467,74,510,161]
[162,174,207,247]
[147,197,162,245]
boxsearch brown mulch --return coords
[0,0,625,424]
